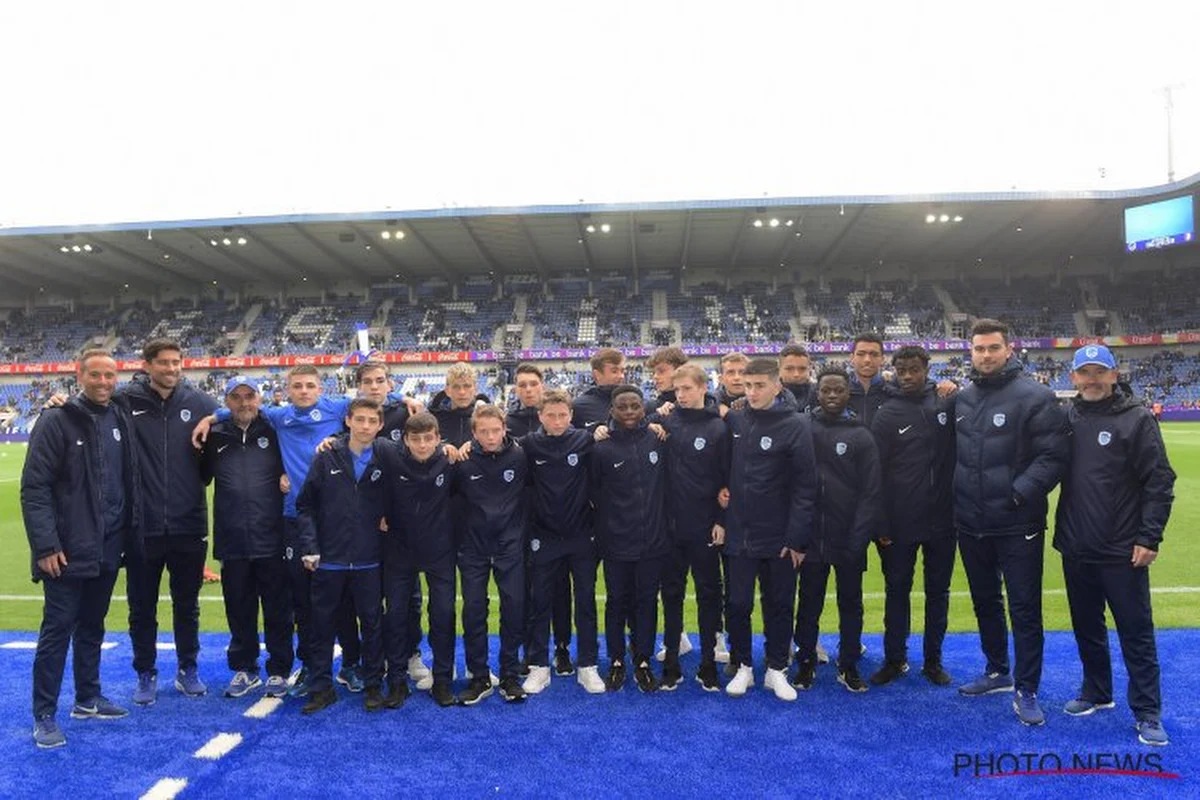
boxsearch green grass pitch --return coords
[1,424,1197,634]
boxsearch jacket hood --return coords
[469,434,518,456]
[967,356,1024,388]
[1073,383,1143,415]
[674,393,721,420]
[809,406,861,427]
[882,379,938,400]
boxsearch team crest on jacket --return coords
[435,473,445,487]
[567,453,579,467]
[310,409,322,421]
[503,469,516,483]
[112,428,121,442]
[370,469,382,482]
[257,436,269,449]
[937,412,948,426]
[1098,431,1112,446]
[531,538,541,552]
[760,436,773,451]
[992,413,1006,427]
[835,441,847,456]
[693,437,706,451]
[649,450,659,464]
[390,429,402,441]
[180,409,192,423]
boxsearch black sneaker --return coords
[301,687,338,715]
[459,677,493,706]
[554,646,575,677]
[518,659,531,678]
[431,681,457,707]
[696,660,720,692]
[661,658,683,691]
[498,676,527,703]
[791,659,816,690]
[837,664,868,693]
[723,660,739,677]
[383,679,410,709]
[605,661,626,692]
[634,661,659,693]
[869,661,909,686]
[364,686,385,712]
[921,663,952,687]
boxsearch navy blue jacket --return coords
[572,384,618,431]
[376,443,457,568]
[722,392,818,558]
[661,396,729,541]
[590,422,670,561]
[953,358,1069,536]
[505,400,541,438]
[808,410,883,567]
[295,442,387,566]
[645,388,677,417]
[848,375,888,427]
[1054,387,1175,563]
[201,415,286,561]
[455,436,528,557]
[783,382,816,414]
[377,399,411,445]
[22,395,142,581]
[429,390,491,447]
[870,382,957,542]
[522,427,594,542]
[715,385,745,410]
[117,375,218,538]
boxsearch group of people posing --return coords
[22,318,1175,749]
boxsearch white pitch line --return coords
[243,696,283,719]
[1,641,117,649]
[141,778,187,800]
[0,594,226,602]
[193,731,243,761]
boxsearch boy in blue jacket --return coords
[296,399,388,714]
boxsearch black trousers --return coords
[795,560,864,668]
[383,553,457,684]
[308,567,384,693]
[528,543,598,668]
[1063,557,1162,722]
[727,553,796,671]
[126,535,206,674]
[661,538,722,663]
[220,557,294,678]
[284,519,360,669]
[33,569,119,719]
[603,556,664,665]
[958,531,1045,692]
[459,547,525,681]
[879,536,957,666]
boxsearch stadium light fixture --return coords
[395,231,405,240]
[939,214,950,223]
[785,220,794,227]
[381,231,391,240]
[769,218,780,228]
[925,214,936,224]
[753,219,764,228]
[600,223,611,233]
[82,244,93,252]
[1016,226,1023,232]
[210,239,218,246]
[222,238,232,246]
[237,237,247,246]
[59,246,69,253]
[72,245,81,252]
[586,224,596,233]
[953,215,963,223]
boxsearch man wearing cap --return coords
[1054,344,1175,746]
[201,378,294,699]
[953,319,1069,726]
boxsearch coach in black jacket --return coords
[868,347,958,687]
[201,378,292,697]
[1054,345,1175,746]
[23,351,141,744]
[953,320,1068,726]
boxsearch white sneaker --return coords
[816,642,830,665]
[764,667,797,702]
[655,632,694,662]
[523,666,551,695]
[725,664,754,697]
[577,666,606,694]
[713,632,731,664]
[408,653,433,691]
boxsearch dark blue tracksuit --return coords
[660,396,728,666]
[795,409,883,668]
[296,442,387,693]
[23,395,141,719]
[784,382,816,414]
[869,382,958,668]
[954,358,1069,692]
[117,376,217,676]
[591,422,670,665]
[572,384,618,431]
[456,437,528,682]
[1054,387,1175,723]
[723,392,817,671]
[522,427,598,668]
[429,391,491,447]
[644,388,677,417]
[375,444,458,687]
[505,401,541,438]
[848,375,888,427]
[202,415,293,679]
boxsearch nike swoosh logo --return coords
[330,469,342,475]
[535,459,548,465]
[613,461,625,468]
[732,433,741,438]
[76,439,84,446]
[470,474,483,480]
[956,416,965,422]
[1025,532,1040,541]
[132,410,148,416]
[584,421,599,428]
[898,425,912,435]
[399,475,410,481]
[217,445,229,453]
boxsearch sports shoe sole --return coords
[174,682,207,697]
[1064,701,1116,717]
[224,680,263,698]
[837,675,868,694]
[34,735,66,749]
[70,707,128,720]
[1136,724,1169,747]
[959,684,1015,696]
[459,687,494,706]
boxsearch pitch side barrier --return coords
[1,332,1198,376]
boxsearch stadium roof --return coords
[1,172,1197,296]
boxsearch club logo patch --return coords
[180,409,192,423]
[567,453,579,467]
[937,412,948,426]
[1098,431,1112,446]
[531,538,541,553]
[760,436,772,451]
[694,437,706,451]
[285,546,293,560]
[391,429,402,441]
[503,469,516,483]
[112,428,121,442]
[435,473,445,487]
[310,409,322,421]
[649,450,659,464]
[370,469,382,482]
[993,413,1006,427]
[836,441,847,456]
[1085,346,1099,358]
[257,436,270,449]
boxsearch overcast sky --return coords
[1,1,1197,228]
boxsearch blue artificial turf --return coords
[0,630,1195,798]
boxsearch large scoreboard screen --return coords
[1124,195,1195,252]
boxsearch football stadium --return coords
[1,4,1198,798]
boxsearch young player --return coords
[429,362,491,446]
[572,348,627,430]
